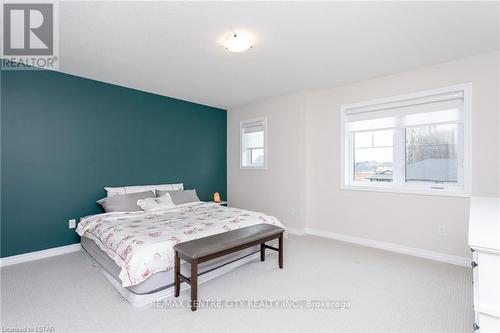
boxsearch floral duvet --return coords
[76,202,285,287]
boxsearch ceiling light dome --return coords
[224,32,252,53]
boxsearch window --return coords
[341,84,470,196]
[354,130,394,183]
[241,117,267,169]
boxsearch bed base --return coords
[83,248,264,307]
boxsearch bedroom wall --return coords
[305,51,499,259]
[1,69,227,258]
[227,51,499,259]
[227,93,307,231]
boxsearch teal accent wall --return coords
[0,69,227,258]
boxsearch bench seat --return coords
[173,223,285,311]
[174,224,284,260]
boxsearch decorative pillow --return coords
[155,189,179,197]
[156,192,175,205]
[97,190,154,212]
[158,189,200,205]
[135,198,160,212]
[104,183,184,197]
[137,194,176,212]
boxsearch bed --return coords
[77,200,285,307]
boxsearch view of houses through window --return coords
[354,130,393,182]
[345,85,468,193]
[353,125,459,184]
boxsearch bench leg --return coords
[278,233,283,269]
[191,259,198,311]
[260,243,265,261]
[174,251,180,297]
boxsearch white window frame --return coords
[240,117,268,170]
[340,83,471,197]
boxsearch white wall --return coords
[227,93,307,231]
[228,51,499,258]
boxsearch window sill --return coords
[341,184,470,198]
[240,166,267,170]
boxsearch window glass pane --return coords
[241,119,266,168]
[354,130,393,182]
[373,130,393,147]
[405,124,459,183]
[250,148,264,166]
[243,131,264,149]
[354,132,372,148]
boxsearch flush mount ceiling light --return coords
[223,32,253,53]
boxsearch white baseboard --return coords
[304,228,470,267]
[1,228,470,268]
[286,227,307,236]
[0,243,81,267]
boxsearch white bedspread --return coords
[76,202,285,287]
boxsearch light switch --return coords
[69,219,76,229]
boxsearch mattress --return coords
[81,236,260,295]
[76,202,285,287]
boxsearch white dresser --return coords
[469,197,500,332]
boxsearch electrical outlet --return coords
[438,224,446,237]
[68,219,76,229]
[290,208,296,216]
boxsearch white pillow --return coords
[156,193,175,205]
[135,198,160,212]
[137,194,176,212]
[105,183,183,197]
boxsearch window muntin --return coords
[241,118,267,169]
[342,85,470,196]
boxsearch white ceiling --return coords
[59,1,499,109]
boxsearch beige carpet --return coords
[1,235,472,332]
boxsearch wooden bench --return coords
[173,224,285,311]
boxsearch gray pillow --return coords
[97,190,154,212]
[156,189,200,205]
[155,189,179,198]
